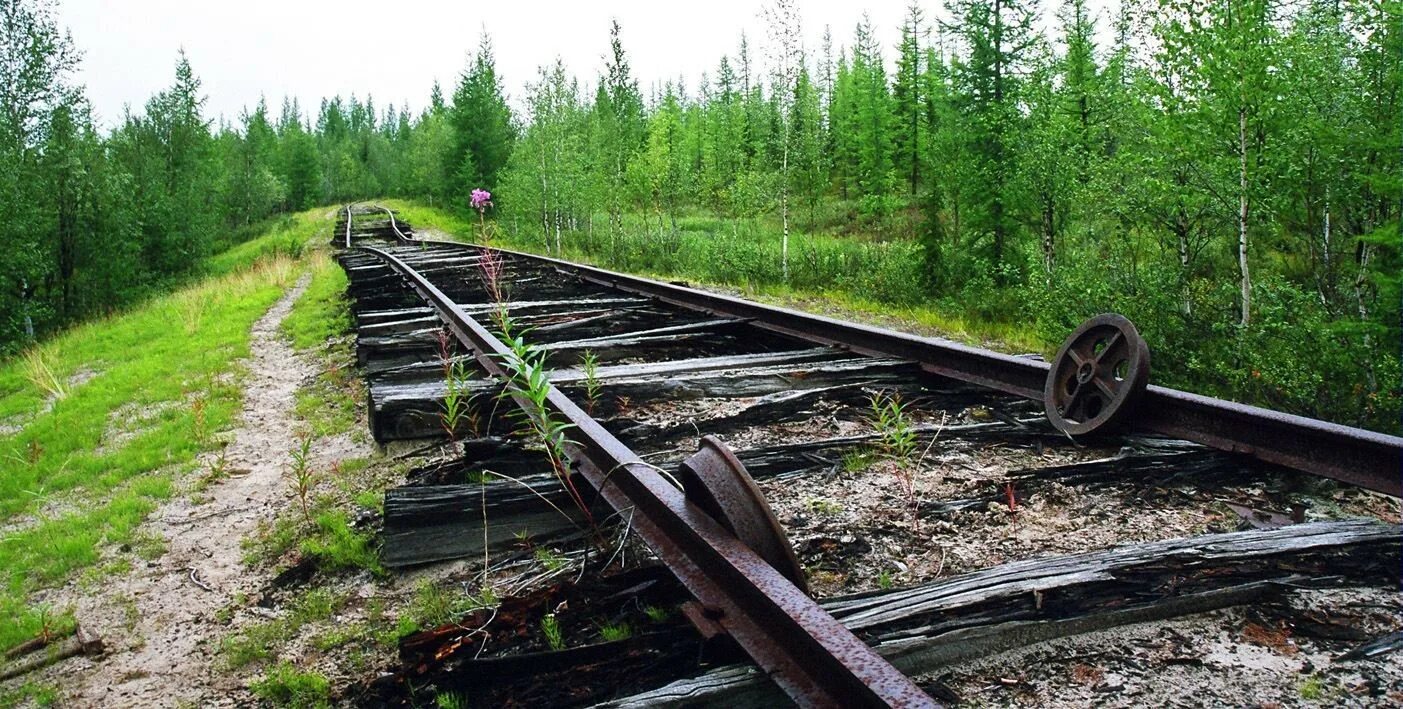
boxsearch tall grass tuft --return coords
[21,345,67,401]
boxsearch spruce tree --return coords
[892,3,926,196]
[947,0,1037,282]
[449,32,516,201]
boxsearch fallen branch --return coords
[0,625,103,681]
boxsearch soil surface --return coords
[32,274,322,707]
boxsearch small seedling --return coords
[869,391,916,462]
[1297,674,1328,700]
[876,570,894,590]
[841,450,874,474]
[642,605,670,623]
[288,433,315,523]
[436,693,469,709]
[540,613,564,651]
[598,622,632,642]
[581,349,603,414]
[870,390,924,527]
[533,546,568,572]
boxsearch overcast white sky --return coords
[55,1,1089,129]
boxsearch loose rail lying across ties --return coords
[344,206,935,707]
[338,204,1403,706]
[397,235,1403,498]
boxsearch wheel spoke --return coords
[1062,385,1087,421]
[1067,348,1088,368]
[1095,331,1124,364]
[1093,377,1118,402]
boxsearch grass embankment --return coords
[0,209,331,656]
[383,199,1044,353]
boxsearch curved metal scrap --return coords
[678,435,809,594]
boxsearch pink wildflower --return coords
[470,188,493,212]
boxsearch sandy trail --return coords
[59,274,314,707]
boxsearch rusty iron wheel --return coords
[677,435,810,595]
[1044,313,1151,437]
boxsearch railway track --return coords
[332,205,1401,707]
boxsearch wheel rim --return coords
[1044,313,1151,436]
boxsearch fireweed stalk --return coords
[470,188,495,243]
[471,189,596,534]
[497,328,595,529]
[438,329,480,439]
[476,247,511,335]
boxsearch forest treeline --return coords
[1,0,1398,429]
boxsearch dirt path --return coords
[60,274,315,707]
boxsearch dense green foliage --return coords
[3,0,1398,429]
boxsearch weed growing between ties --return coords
[869,390,922,527]
[497,321,592,530]
[540,613,565,651]
[581,349,603,414]
[437,330,481,441]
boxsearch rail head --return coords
[342,204,353,249]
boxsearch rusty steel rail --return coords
[353,243,937,708]
[384,231,1402,498]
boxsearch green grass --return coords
[281,251,351,351]
[204,212,322,278]
[240,504,382,579]
[380,198,1046,356]
[598,621,632,642]
[290,359,360,440]
[0,206,335,653]
[300,509,381,575]
[397,580,500,638]
[249,662,331,708]
[221,589,344,669]
[0,681,60,707]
